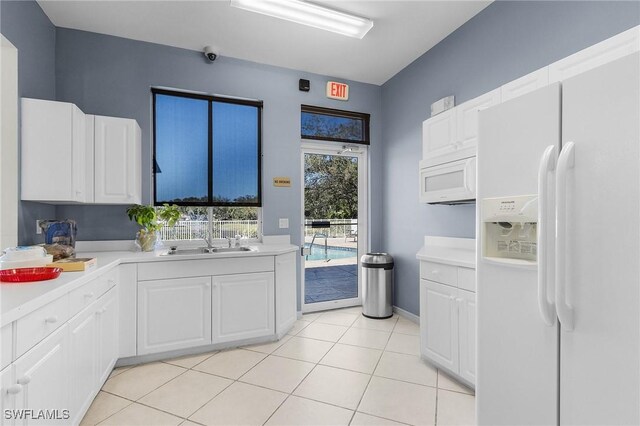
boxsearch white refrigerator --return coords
[476,52,639,425]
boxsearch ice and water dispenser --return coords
[481,195,538,264]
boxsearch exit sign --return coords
[326,81,349,101]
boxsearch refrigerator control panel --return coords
[481,195,538,264]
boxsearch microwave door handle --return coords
[463,158,476,193]
[555,141,575,332]
[537,145,557,326]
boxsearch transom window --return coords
[301,104,370,145]
[152,88,262,207]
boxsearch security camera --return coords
[204,46,217,62]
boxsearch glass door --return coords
[301,144,368,312]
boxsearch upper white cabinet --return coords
[21,98,141,205]
[455,88,501,156]
[501,67,549,102]
[422,89,500,168]
[549,25,640,83]
[21,98,88,203]
[92,115,141,204]
[422,108,456,161]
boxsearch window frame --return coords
[301,104,370,145]
[152,88,263,207]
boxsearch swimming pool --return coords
[304,243,357,261]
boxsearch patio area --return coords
[304,235,358,304]
[304,264,358,303]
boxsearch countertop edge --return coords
[416,253,476,269]
[1,244,298,327]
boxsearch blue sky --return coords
[155,94,258,203]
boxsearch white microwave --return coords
[419,157,476,204]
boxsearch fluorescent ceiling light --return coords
[230,0,374,39]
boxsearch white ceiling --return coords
[38,0,491,85]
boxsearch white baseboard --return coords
[393,306,419,323]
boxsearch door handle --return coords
[44,316,58,324]
[6,385,21,395]
[537,145,557,326]
[17,376,31,386]
[555,141,575,331]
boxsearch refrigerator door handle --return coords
[537,145,557,326]
[555,141,575,331]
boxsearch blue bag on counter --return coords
[39,220,77,247]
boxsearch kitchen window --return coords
[152,88,262,207]
[152,88,262,240]
[301,104,370,145]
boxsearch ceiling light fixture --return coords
[229,0,374,39]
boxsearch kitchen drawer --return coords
[96,268,118,297]
[15,295,70,357]
[138,256,274,281]
[68,270,116,317]
[69,277,100,316]
[420,261,457,287]
[458,267,476,292]
[1,324,13,369]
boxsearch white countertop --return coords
[1,243,298,326]
[416,236,476,268]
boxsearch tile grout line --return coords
[93,309,472,426]
[349,316,396,424]
[261,313,355,425]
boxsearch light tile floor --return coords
[82,308,475,426]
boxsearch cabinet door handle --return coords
[6,385,21,395]
[17,376,31,385]
[44,316,58,324]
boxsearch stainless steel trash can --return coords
[361,253,394,319]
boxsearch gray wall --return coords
[0,0,57,244]
[54,29,383,310]
[381,0,640,315]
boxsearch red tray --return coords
[0,267,63,283]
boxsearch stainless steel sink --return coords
[162,246,254,256]
[211,247,253,253]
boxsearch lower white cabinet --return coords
[458,288,476,384]
[213,272,275,343]
[138,276,212,355]
[69,286,119,425]
[418,238,476,387]
[420,280,459,372]
[420,278,476,386]
[13,325,69,425]
[1,366,17,426]
[1,272,119,426]
[69,304,97,425]
[275,252,297,336]
[97,290,118,384]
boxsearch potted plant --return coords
[126,204,181,251]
